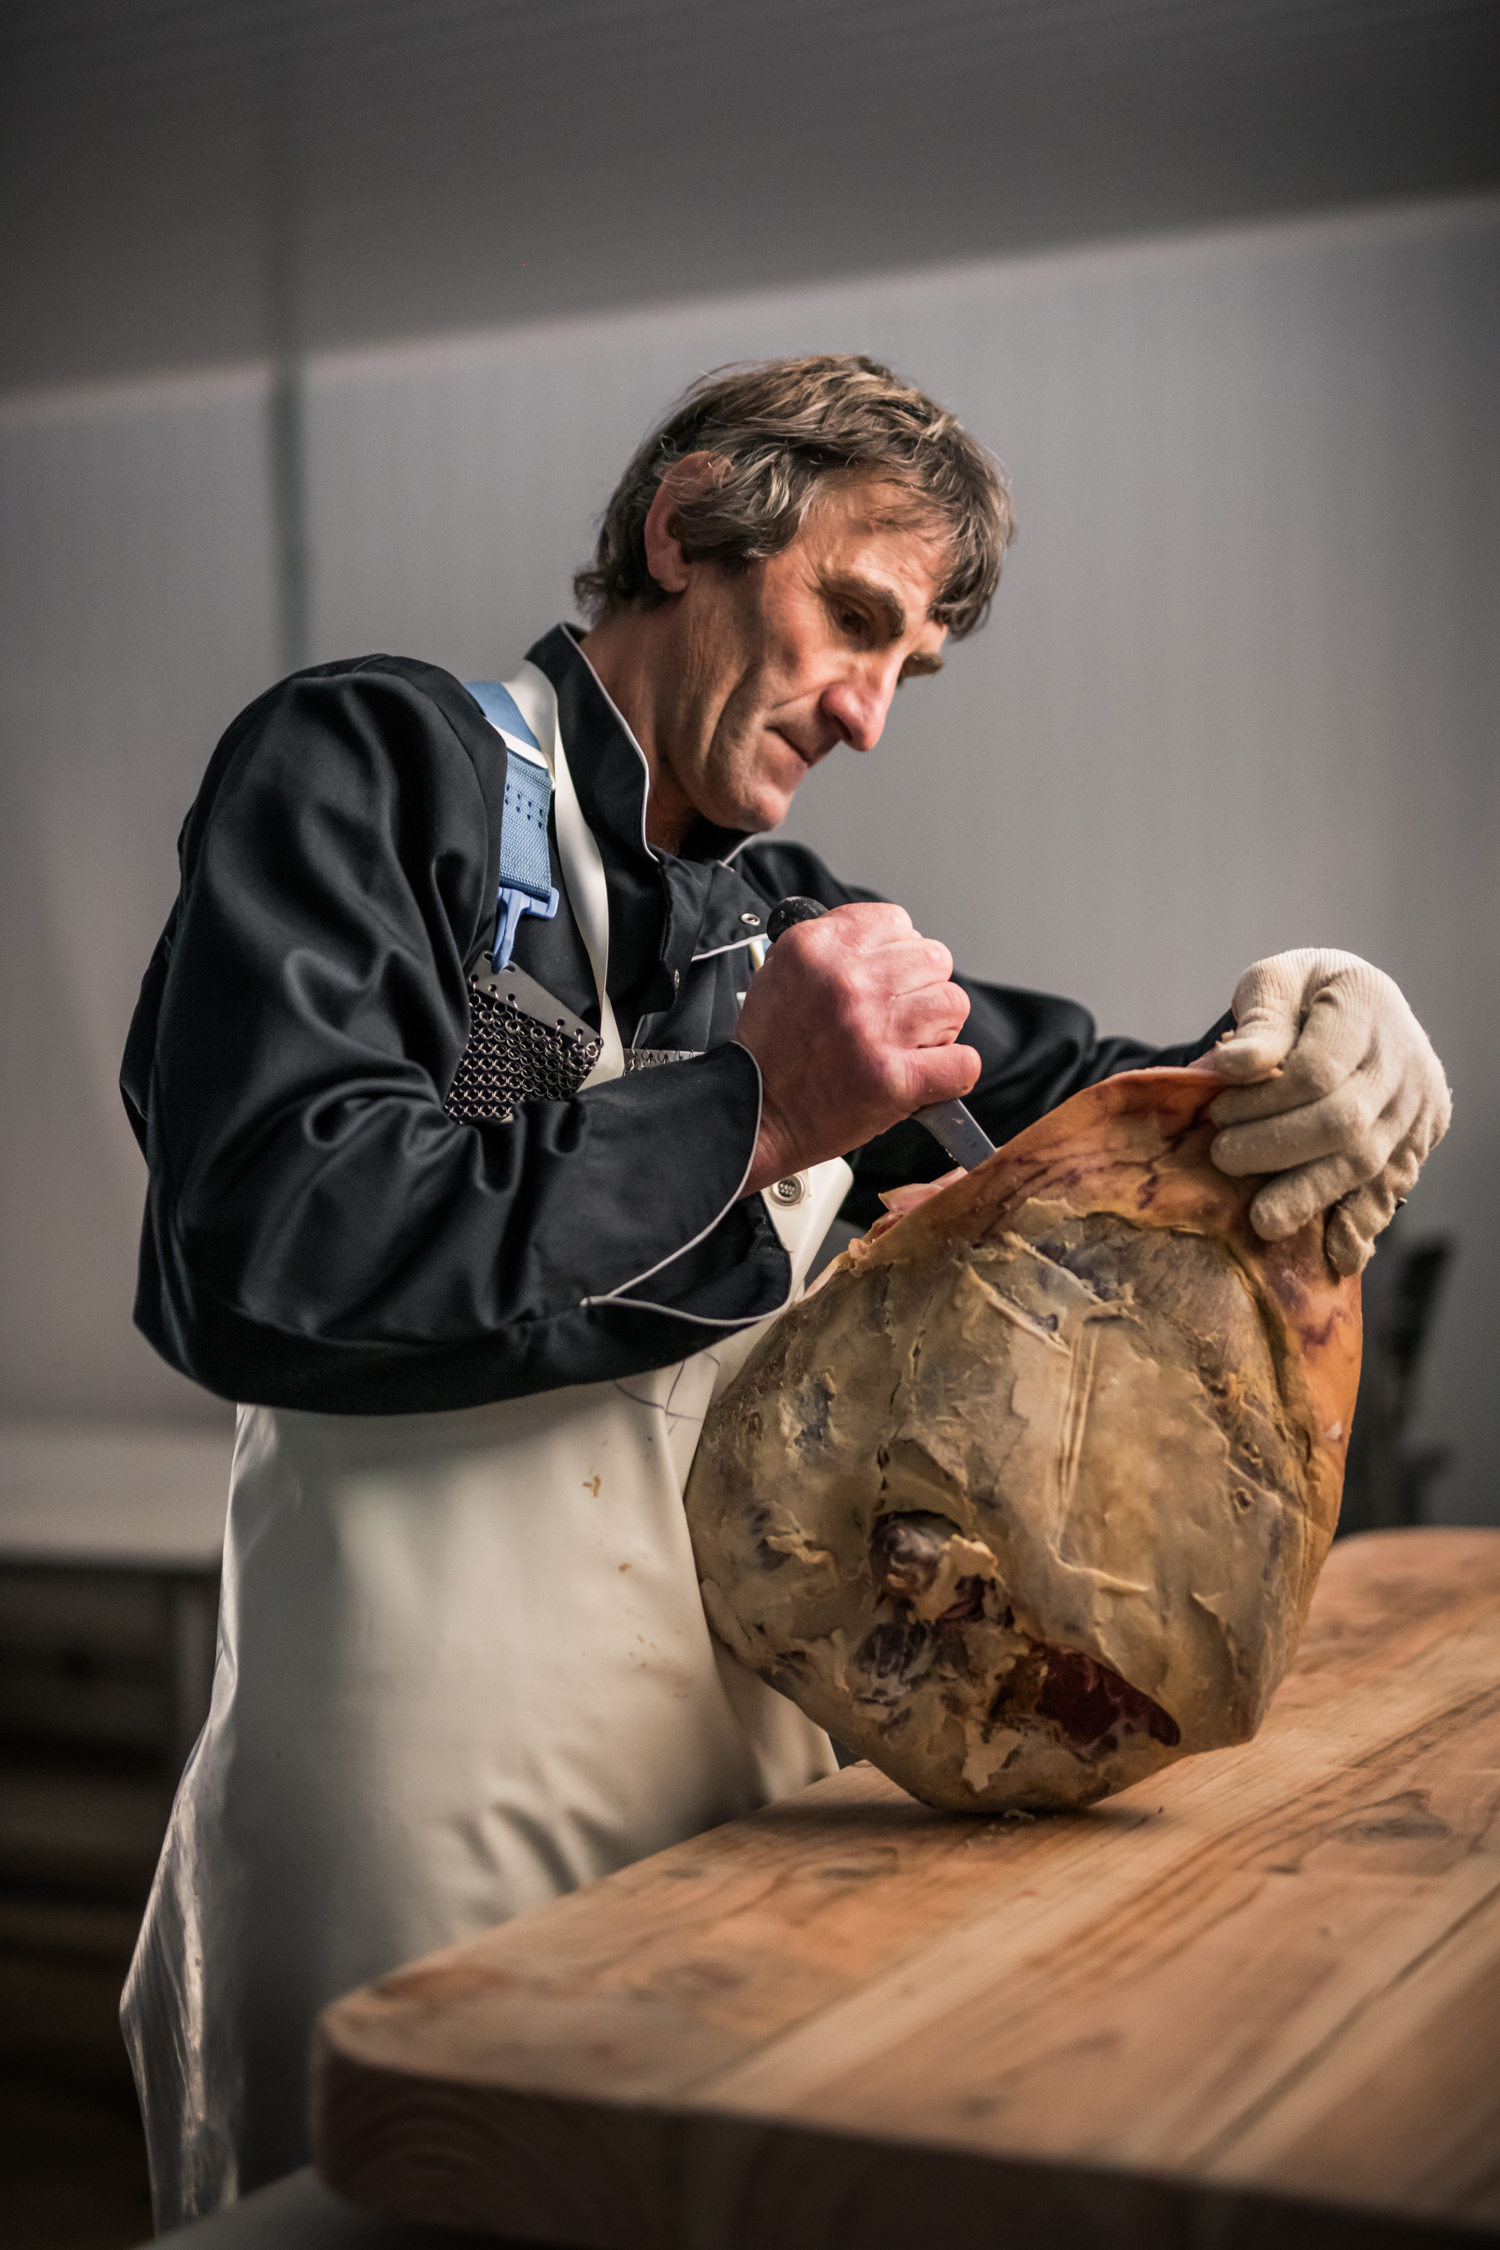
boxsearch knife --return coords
[765,897,997,1171]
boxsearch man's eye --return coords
[837,607,866,637]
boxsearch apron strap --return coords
[469,666,625,1087]
[464,680,561,970]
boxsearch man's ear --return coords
[642,451,723,596]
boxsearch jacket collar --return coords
[526,624,755,871]
[524,625,772,1021]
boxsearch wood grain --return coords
[314,1529,1500,2246]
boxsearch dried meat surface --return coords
[685,1069,1362,1811]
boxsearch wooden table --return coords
[314,1528,1500,2247]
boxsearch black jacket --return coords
[122,626,1227,1413]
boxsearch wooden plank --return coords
[314,1529,1500,2246]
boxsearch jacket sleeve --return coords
[733,840,1232,1226]
[125,661,789,1414]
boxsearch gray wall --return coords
[2,196,1495,1517]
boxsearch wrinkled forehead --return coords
[795,471,953,615]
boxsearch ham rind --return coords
[685,1069,1363,1812]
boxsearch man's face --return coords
[648,477,950,837]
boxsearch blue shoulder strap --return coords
[465,681,560,968]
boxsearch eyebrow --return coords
[826,573,946,675]
[833,572,908,639]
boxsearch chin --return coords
[717,782,793,835]
[741,739,814,831]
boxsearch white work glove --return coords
[1207,949,1452,1277]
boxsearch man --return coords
[119,355,1450,2224]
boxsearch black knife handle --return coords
[766,895,829,943]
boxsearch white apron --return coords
[121,665,846,2228]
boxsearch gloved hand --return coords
[1207,949,1452,1276]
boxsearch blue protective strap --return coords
[465,680,560,967]
[465,678,541,752]
[500,752,555,900]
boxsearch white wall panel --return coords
[2,197,1495,1515]
[0,370,274,1426]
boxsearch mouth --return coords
[769,727,823,774]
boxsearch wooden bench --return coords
[314,1527,1500,2247]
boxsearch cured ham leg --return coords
[686,1069,1362,1812]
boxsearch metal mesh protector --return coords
[444,979,602,1122]
[444,982,700,1123]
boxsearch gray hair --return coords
[574,354,1012,638]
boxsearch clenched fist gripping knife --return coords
[766,897,997,1172]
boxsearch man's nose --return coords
[821,660,901,752]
